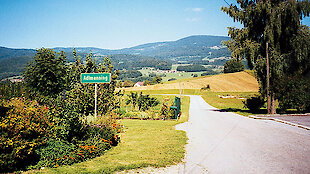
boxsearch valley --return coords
[0,35,231,80]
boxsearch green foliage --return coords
[201,70,218,76]
[152,76,162,84]
[49,95,85,142]
[137,92,160,111]
[168,78,177,81]
[107,54,172,70]
[24,48,68,98]
[0,81,28,100]
[224,59,245,73]
[177,64,208,72]
[125,92,159,112]
[118,70,142,80]
[0,49,123,171]
[201,85,210,90]
[126,92,138,110]
[31,133,115,169]
[275,75,310,113]
[243,96,265,112]
[122,80,135,87]
[222,0,310,111]
[160,99,175,120]
[0,98,52,172]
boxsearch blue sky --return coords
[0,0,309,49]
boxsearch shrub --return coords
[201,85,210,90]
[0,98,52,172]
[201,70,218,76]
[30,138,111,169]
[0,81,27,100]
[30,115,121,169]
[49,95,85,143]
[123,80,135,87]
[160,99,175,119]
[152,76,162,84]
[168,78,177,81]
[275,75,310,113]
[243,96,265,112]
[137,93,160,111]
[224,59,245,73]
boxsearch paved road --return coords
[174,95,310,174]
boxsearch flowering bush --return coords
[30,138,111,169]
[30,123,120,169]
[0,98,52,172]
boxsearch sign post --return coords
[81,73,111,119]
[95,83,97,118]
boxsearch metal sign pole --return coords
[80,73,111,119]
[95,83,97,119]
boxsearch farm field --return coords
[138,68,206,82]
[125,71,259,92]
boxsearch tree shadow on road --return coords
[210,108,267,115]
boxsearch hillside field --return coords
[124,71,259,92]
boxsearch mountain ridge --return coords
[0,35,231,79]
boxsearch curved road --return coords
[173,95,310,174]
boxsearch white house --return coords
[134,82,144,87]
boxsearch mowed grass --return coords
[130,89,259,116]
[33,95,190,174]
[124,71,259,92]
[201,92,259,116]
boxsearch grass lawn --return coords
[129,89,260,116]
[33,95,190,174]
[201,92,261,116]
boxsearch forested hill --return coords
[0,35,231,79]
[0,47,35,60]
[53,35,230,59]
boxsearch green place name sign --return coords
[81,73,111,83]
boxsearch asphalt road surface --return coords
[174,95,310,174]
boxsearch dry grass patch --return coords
[123,71,259,92]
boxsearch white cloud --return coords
[192,8,203,12]
[185,8,204,12]
[185,17,199,22]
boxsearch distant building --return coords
[1,77,24,83]
[134,82,144,87]
[10,79,23,83]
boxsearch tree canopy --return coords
[222,0,310,112]
[24,48,67,97]
[224,59,245,73]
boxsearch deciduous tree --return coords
[24,48,67,98]
[222,0,310,113]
